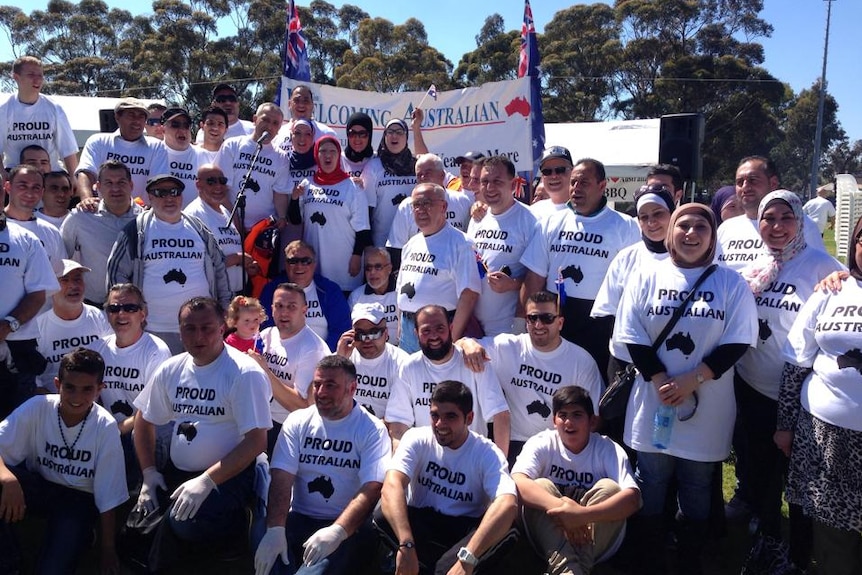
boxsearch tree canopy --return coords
[0,0,857,189]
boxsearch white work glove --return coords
[254,526,289,575]
[170,472,216,521]
[137,466,166,514]
[302,523,347,566]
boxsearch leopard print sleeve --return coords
[776,361,812,431]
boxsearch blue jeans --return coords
[267,512,376,575]
[636,451,715,521]
[399,313,419,354]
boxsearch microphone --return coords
[255,131,271,146]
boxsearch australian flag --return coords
[283,0,311,81]
[518,0,545,173]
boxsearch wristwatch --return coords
[3,315,19,332]
[457,546,478,566]
[398,541,415,550]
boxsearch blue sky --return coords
[2,0,859,145]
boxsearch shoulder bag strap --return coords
[650,264,718,351]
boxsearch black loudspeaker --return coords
[99,109,118,133]
[659,113,704,181]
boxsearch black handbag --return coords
[598,264,718,420]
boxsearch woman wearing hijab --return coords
[735,191,844,572]
[342,112,374,177]
[360,118,417,247]
[273,119,317,246]
[614,204,757,574]
[777,213,862,575]
[288,135,371,293]
[710,185,744,227]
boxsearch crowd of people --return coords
[0,54,860,575]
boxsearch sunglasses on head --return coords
[205,176,229,185]
[355,328,385,342]
[214,94,238,103]
[540,166,569,176]
[106,303,143,314]
[525,312,558,325]
[149,187,183,198]
[286,257,314,266]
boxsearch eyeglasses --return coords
[412,199,440,211]
[526,313,558,325]
[205,176,229,185]
[364,263,390,272]
[214,94,238,103]
[168,120,191,129]
[149,187,183,198]
[106,303,143,314]
[146,118,162,126]
[540,166,570,176]
[355,328,386,342]
[286,257,314,266]
[347,130,369,138]
[384,128,406,136]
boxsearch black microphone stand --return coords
[228,135,267,296]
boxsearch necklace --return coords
[57,404,92,458]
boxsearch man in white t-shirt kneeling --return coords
[512,385,641,575]
[379,380,518,575]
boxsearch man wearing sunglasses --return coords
[107,174,231,354]
[458,290,604,466]
[194,83,254,145]
[145,102,166,140]
[161,107,202,208]
[530,146,575,222]
[335,302,408,419]
[77,98,170,202]
[522,154,640,380]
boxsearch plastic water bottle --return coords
[652,404,676,449]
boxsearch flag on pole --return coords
[518,0,545,173]
[283,0,311,81]
[427,84,438,101]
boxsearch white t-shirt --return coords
[134,345,272,472]
[215,136,288,229]
[271,120,337,154]
[341,154,371,179]
[479,334,603,441]
[468,201,536,336]
[7,216,66,269]
[0,94,78,169]
[591,242,670,361]
[303,282,328,344]
[194,118,253,144]
[386,190,476,249]
[299,177,370,292]
[271,402,389,520]
[258,325,329,423]
[801,197,836,234]
[389,427,516,518]
[140,217,212,332]
[528,199,568,222]
[0,395,127,512]
[36,305,112,389]
[736,247,844,400]
[348,286,399,345]
[77,133,170,202]
[183,198,244,292]
[165,146,204,208]
[615,261,758,462]
[512,429,637,561]
[784,279,862,432]
[0,222,58,340]
[521,204,641,301]
[350,344,409,419]
[360,158,417,247]
[35,211,68,229]
[716,214,826,271]
[395,224,482,314]
[91,333,172,424]
[386,348,509,436]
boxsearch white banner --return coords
[280,77,536,173]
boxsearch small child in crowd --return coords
[224,295,267,353]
